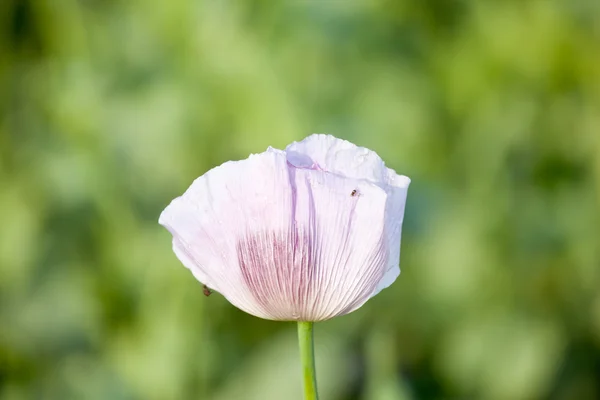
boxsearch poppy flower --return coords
[159,134,410,322]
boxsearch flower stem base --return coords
[297,321,319,400]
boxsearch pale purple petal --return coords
[286,134,390,184]
[159,134,410,321]
[372,169,410,296]
[159,149,295,319]
[268,167,389,320]
[285,134,410,298]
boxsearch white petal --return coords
[287,168,390,320]
[286,134,410,297]
[372,169,410,297]
[160,136,410,321]
[233,167,390,321]
[159,149,295,319]
[286,134,390,185]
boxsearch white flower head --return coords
[159,134,410,321]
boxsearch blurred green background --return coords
[1,0,600,399]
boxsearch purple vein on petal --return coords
[238,229,313,320]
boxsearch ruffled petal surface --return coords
[285,135,410,297]
[159,134,410,321]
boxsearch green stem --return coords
[297,321,319,400]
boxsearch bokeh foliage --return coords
[1,0,600,399]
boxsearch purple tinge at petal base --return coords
[159,134,410,321]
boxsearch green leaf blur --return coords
[1,1,599,399]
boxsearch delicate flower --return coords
[159,134,410,321]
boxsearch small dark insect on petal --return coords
[203,284,212,297]
[351,189,358,197]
